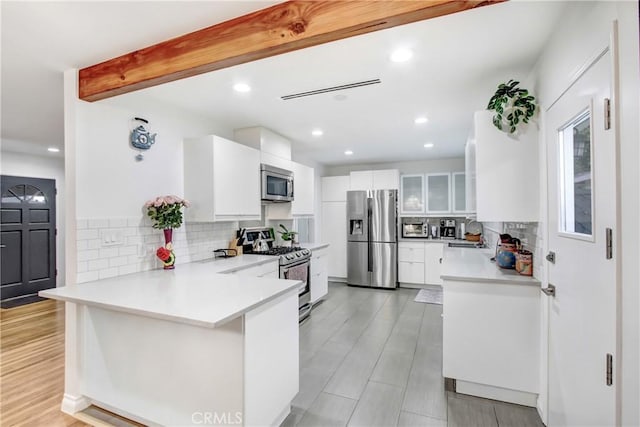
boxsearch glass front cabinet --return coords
[400,172,471,215]
[400,175,425,214]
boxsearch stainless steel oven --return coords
[280,257,311,322]
[261,164,294,202]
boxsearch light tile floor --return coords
[281,283,544,427]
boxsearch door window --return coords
[558,108,593,239]
[2,184,47,204]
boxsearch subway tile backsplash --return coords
[76,218,239,283]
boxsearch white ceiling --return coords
[2,1,566,165]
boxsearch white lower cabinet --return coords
[424,243,444,285]
[310,248,328,303]
[399,261,425,284]
[398,242,444,286]
[442,279,540,406]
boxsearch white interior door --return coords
[546,50,617,426]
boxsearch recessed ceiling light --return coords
[344,150,354,156]
[424,143,434,149]
[415,117,428,124]
[390,48,413,63]
[47,147,60,153]
[233,83,251,93]
[312,129,324,137]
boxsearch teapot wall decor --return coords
[130,117,157,161]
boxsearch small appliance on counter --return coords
[401,218,429,238]
[439,219,457,240]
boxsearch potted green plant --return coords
[487,79,537,134]
[277,224,298,246]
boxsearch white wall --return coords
[324,157,464,177]
[531,2,639,425]
[75,98,233,218]
[0,149,66,286]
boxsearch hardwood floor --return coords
[0,300,87,427]
[283,283,545,427]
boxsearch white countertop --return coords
[40,261,301,329]
[441,247,540,286]
[206,253,279,274]
[303,242,330,251]
[40,243,331,328]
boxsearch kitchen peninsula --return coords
[441,247,540,406]
[40,260,302,426]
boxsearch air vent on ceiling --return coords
[281,79,381,100]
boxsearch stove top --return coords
[253,246,304,256]
[250,246,311,265]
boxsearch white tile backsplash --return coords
[76,217,239,283]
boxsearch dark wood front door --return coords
[1,175,56,308]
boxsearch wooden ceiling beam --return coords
[79,0,503,101]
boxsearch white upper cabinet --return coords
[426,173,451,214]
[234,127,292,160]
[349,171,373,191]
[452,172,466,213]
[184,135,261,222]
[372,169,400,190]
[235,126,293,172]
[474,110,539,222]
[465,138,477,213]
[322,176,350,202]
[400,175,425,214]
[291,161,314,216]
[349,169,399,191]
[399,172,467,215]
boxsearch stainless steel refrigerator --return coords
[347,189,398,289]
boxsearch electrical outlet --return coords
[100,229,124,247]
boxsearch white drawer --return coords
[399,261,425,284]
[399,244,425,263]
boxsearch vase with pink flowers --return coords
[144,195,190,269]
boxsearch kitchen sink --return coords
[448,241,485,249]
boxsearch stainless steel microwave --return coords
[261,164,294,202]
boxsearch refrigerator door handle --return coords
[367,196,373,272]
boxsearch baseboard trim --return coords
[272,405,291,427]
[328,277,347,283]
[61,393,91,415]
[455,380,538,407]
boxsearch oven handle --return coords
[281,262,310,273]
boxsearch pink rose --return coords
[144,200,154,208]
[182,199,191,207]
[154,196,165,207]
